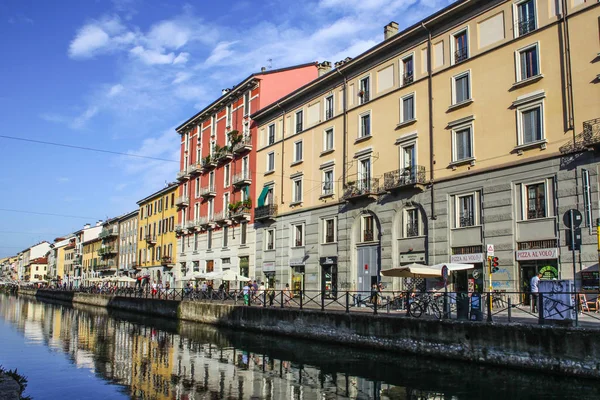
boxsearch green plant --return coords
[347,180,355,186]
[0,366,31,400]
[242,197,252,209]
[228,130,242,144]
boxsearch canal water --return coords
[0,294,598,400]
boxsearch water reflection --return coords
[0,294,598,400]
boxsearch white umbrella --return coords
[428,263,475,272]
[221,269,250,282]
[203,271,223,280]
[117,276,136,283]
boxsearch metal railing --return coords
[22,288,600,328]
[459,213,474,227]
[454,47,468,63]
[402,72,413,86]
[405,222,419,237]
[176,168,190,180]
[359,89,370,103]
[527,208,546,219]
[383,165,426,191]
[559,118,600,154]
[232,171,251,186]
[255,204,277,220]
[518,16,536,36]
[341,178,380,201]
[325,108,334,120]
[199,185,216,197]
[174,195,189,207]
[99,227,118,239]
[232,135,252,153]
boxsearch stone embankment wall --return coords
[0,373,21,400]
[20,289,600,379]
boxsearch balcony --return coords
[198,216,215,230]
[175,195,189,208]
[72,255,82,265]
[176,168,190,182]
[233,135,252,154]
[402,72,413,86]
[341,177,380,203]
[559,118,600,154]
[230,206,251,221]
[189,162,202,176]
[254,204,277,221]
[175,224,185,234]
[185,220,197,231]
[383,165,426,192]
[216,148,234,164]
[99,226,118,239]
[98,246,117,257]
[145,234,157,245]
[96,261,116,271]
[213,210,231,225]
[160,256,173,266]
[232,171,251,187]
[201,156,217,172]
[199,185,216,198]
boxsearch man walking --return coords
[530,272,542,313]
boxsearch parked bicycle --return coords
[409,293,442,319]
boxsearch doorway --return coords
[321,265,338,299]
[520,260,558,305]
[291,265,305,296]
[357,245,379,294]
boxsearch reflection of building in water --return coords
[0,295,409,399]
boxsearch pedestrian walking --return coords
[530,272,541,313]
[268,287,275,307]
[242,281,251,305]
[283,283,293,307]
[257,282,265,305]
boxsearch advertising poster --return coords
[539,280,575,320]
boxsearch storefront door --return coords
[321,265,338,299]
[291,266,305,295]
[520,261,558,305]
[239,256,249,290]
[357,245,379,294]
[264,272,275,289]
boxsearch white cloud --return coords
[57,177,70,183]
[203,41,238,67]
[70,106,99,129]
[107,84,124,97]
[129,46,175,65]
[172,72,192,85]
[146,21,190,50]
[172,52,190,65]
[68,16,134,59]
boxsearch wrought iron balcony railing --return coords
[232,171,251,187]
[175,195,189,207]
[559,118,600,154]
[518,17,536,36]
[454,47,468,63]
[383,165,426,191]
[233,135,252,154]
[99,227,118,239]
[199,185,216,198]
[254,204,278,221]
[406,222,419,237]
[341,178,380,201]
[362,229,374,242]
[459,213,475,228]
[402,72,413,86]
[176,168,190,181]
[527,208,546,220]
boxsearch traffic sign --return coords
[563,209,582,229]
[486,244,494,256]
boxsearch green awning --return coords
[257,186,269,207]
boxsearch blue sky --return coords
[0,0,453,257]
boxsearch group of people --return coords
[241,281,294,307]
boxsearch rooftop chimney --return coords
[317,61,332,77]
[221,88,230,95]
[261,67,267,72]
[83,224,91,229]
[384,21,399,40]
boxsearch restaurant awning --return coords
[381,263,475,278]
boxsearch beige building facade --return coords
[252,0,600,296]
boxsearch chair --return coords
[579,294,597,312]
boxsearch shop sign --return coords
[289,258,305,266]
[319,256,338,265]
[399,252,426,263]
[515,248,559,261]
[450,253,484,263]
[262,262,276,272]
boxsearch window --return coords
[207,230,213,250]
[322,169,334,196]
[267,152,275,172]
[518,103,543,145]
[405,208,419,237]
[295,110,303,133]
[292,177,303,203]
[452,125,474,162]
[209,171,215,190]
[457,194,475,227]
[294,140,303,163]
[241,222,247,245]
[526,182,546,219]
[194,233,199,251]
[208,198,214,220]
[266,229,275,250]
[226,104,232,128]
[292,224,304,247]
[401,144,416,171]
[400,93,415,123]
[268,124,275,145]
[325,95,334,120]
[211,115,216,136]
[453,30,468,64]
[516,44,540,81]
[244,92,250,115]
[323,218,336,243]
[196,137,201,162]
[362,215,374,242]
[324,128,334,151]
[223,226,228,248]
[224,164,230,187]
[358,158,371,191]
[195,177,200,198]
[452,71,471,105]
[359,112,371,138]
[359,76,370,104]
[516,0,536,37]
[223,192,230,212]
[401,55,414,85]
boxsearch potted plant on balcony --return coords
[242,197,252,210]
[228,130,242,146]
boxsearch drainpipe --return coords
[336,68,348,188]
[560,0,575,133]
[276,102,286,204]
[422,22,436,220]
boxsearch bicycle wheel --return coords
[409,301,424,318]
[430,303,442,319]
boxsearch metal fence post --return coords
[321,290,325,311]
[300,290,303,310]
[234,290,237,305]
[263,290,266,308]
[280,290,284,308]
[538,292,544,325]
[374,294,378,315]
[507,297,512,323]
[406,291,410,316]
[575,292,579,327]
[486,293,493,322]
[345,291,349,313]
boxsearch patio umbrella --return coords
[117,276,136,283]
[203,271,223,280]
[380,263,439,278]
[221,269,250,282]
[428,263,475,273]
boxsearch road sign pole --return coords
[487,256,493,311]
[570,209,577,293]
